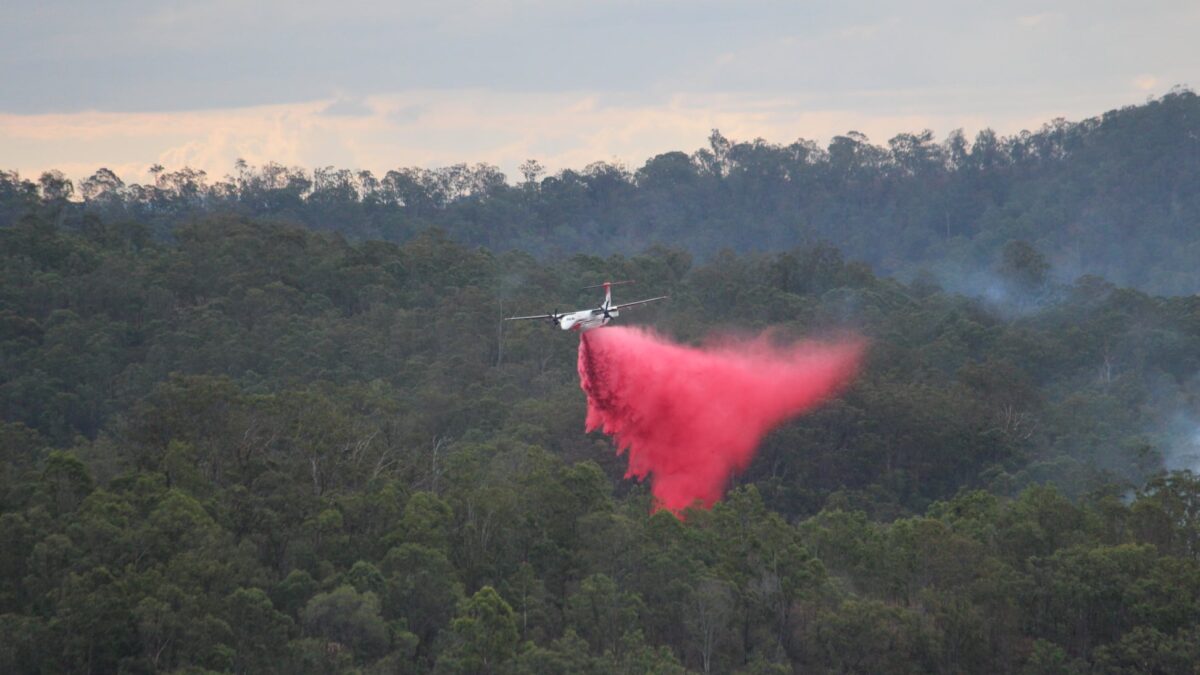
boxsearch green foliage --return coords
[437,586,519,674]
[3,212,1200,672]
[565,574,644,656]
[226,587,294,674]
[302,585,389,663]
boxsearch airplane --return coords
[504,281,668,332]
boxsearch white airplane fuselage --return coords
[559,307,619,332]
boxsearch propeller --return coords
[549,309,562,327]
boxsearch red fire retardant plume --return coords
[578,326,865,514]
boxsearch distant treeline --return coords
[4,88,1199,294]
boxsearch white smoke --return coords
[1165,423,1200,473]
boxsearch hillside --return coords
[4,88,1200,295]
[3,215,1200,672]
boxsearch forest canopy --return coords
[2,90,1200,673]
[3,210,1200,672]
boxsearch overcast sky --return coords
[2,0,1197,183]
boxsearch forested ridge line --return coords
[5,88,1200,295]
[3,212,1200,672]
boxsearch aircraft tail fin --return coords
[583,280,634,308]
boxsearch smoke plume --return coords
[578,326,865,514]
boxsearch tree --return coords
[1091,625,1200,674]
[273,569,319,619]
[800,599,933,673]
[510,629,597,674]
[998,240,1050,298]
[80,168,125,203]
[1132,471,1200,560]
[398,491,455,553]
[565,574,644,657]
[437,586,519,674]
[687,577,733,674]
[39,451,93,514]
[383,543,463,655]
[302,586,389,663]
[519,160,545,188]
[345,560,386,596]
[226,588,294,674]
[37,170,74,202]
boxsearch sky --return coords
[2,0,1197,184]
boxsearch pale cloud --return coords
[836,23,883,40]
[0,87,1155,186]
[1,102,329,182]
[1133,75,1160,91]
[321,97,376,117]
[1016,13,1057,28]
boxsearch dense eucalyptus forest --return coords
[3,91,1200,673]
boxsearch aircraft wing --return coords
[613,296,669,310]
[504,313,559,321]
